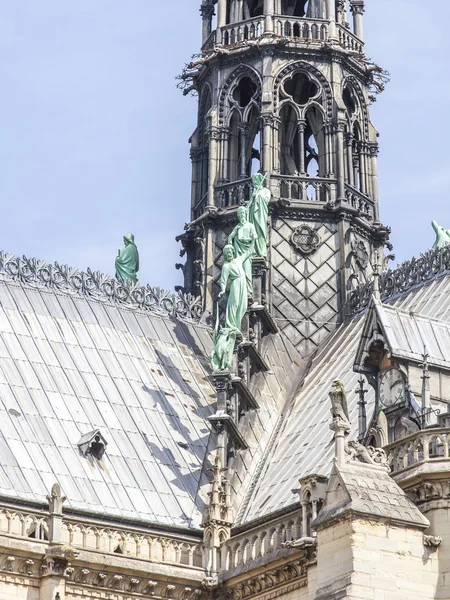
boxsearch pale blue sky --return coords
[0,0,448,290]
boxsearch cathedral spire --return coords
[181,0,388,357]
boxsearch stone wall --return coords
[315,518,439,600]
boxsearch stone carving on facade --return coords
[329,380,350,431]
[347,243,450,315]
[222,557,309,600]
[423,534,442,550]
[344,440,390,469]
[290,224,320,255]
[0,251,202,321]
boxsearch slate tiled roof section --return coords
[241,316,369,522]
[241,273,450,524]
[374,301,450,368]
[314,462,430,530]
[0,279,216,529]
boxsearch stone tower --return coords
[178,0,390,357]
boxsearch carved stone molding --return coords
[0,251,203,322]
[290,225,320,255]
[347,244,450,315]
[221,555,311,600]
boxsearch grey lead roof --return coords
[0,279,216,529]
[373,300,450,368]
[240,271,450,523]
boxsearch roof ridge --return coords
[0,250,203,323]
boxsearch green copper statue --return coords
[210,242,255,372]
[115,233,139,283]
[432,221,450,249]
[247,173,271,258]
[219,243,254,333]
[210,323,236,372]
[228,206,257,296]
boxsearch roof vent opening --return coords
[77,430,108,461]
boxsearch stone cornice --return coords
[218,551,313,600]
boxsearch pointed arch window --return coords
[226,75,260,185]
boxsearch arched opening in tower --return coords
[244,0,264,18]
[280,0,324,18]
[280,103,300,176]
[305,106,325,177]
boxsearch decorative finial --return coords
[355,376,368,441]
[420,344,431,427]
[372,249,381,300]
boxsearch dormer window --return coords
[77,430,108,460]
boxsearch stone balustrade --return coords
[344,184,375,220]
[272,174,335,204]
[0,507,49,541]
[215,178,253,207]
[336,23,364,53]
[220,504,319,573]
[61,518,204,568]
[205,17,363,54]
[386,428,450,475]
[274,16,328,42]
[219,17,264,46]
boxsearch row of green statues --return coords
[211,173,271,372]
[111,174,271,374]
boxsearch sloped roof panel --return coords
[0,279,216,529]
[242,273,450,523]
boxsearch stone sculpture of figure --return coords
[329,379,350,428]
[228,206,257,296]
[115,233,139,283]
[219,243,255,333]
[247,173,271,258]
[432,220,450,249]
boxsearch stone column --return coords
[47,483,66,544]
[200,4,215,45]
[297,120,306,176]
[358,141,367,195]
[324,122,334,178]
[345,132,354,187]
[238,123,250,179]
[261,114,273,174]
[218,0,227,27]
[335,119,346,201]
[369,142,379,220]
[325,0,336,39]
[218,127,231,184]
[252,257,267,305]
[211,373,232,467]
[264,0,274,33]
[350,1,365,41]
[208,126,220,206]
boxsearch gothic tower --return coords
[178,0,390,357]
